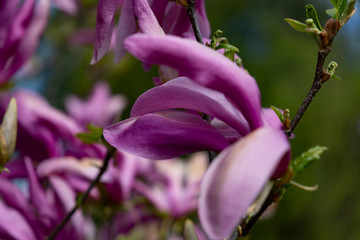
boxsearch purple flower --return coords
[133,152,208,217]
[0,157,88,239]
[91,0,210,63]
[65,82,127,128]
[0,90,104,161]
[103,33,291,238]
[0,0,49,85]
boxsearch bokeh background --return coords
[14,0,360,239]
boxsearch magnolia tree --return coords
[0,0,357,239]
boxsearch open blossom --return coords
[65,82,127,128]
[91,0,210,63]
[103,34,291,238]
[0,157,88,240]
[0,0,49,85]
[0,89,104,161]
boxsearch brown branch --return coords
[46,146,116,240]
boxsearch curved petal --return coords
[65,82,127,127]
[0,0,49,84]
[49,176,85,238]
[114,0,136,62]
[195,0,211,38]
[131,77,250,136]
[104,111,230,159]
[124,34,263,129]
[25,157,55,226]
[0,201,36,240]
[133,0,164,35]
[199,127,290,239]
[91,0,118,64]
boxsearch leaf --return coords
[284,18,308,32]
[305,4,323,31]
[326,8,338,18]
[184,219,199,240]
[338,0,348,17]
[330,0,339,8]
[340,0,356,22]
[76,124,103,144]
[290,146,328,176]
[270,105,284,123]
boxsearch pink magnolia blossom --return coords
[0,0,49,85]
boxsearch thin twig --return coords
[186,0,204,44]
[185,0,215,162]
[46,147,116,240]
[286,48,330,137]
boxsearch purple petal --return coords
[199,127,290,239]
[65,82,127,127]
[262,107,283,129]
[195,0,211,38]
[0,177,32,223]
[24,157,56,226]
[131,77,250,136]
[114,0,136,62]
[0,0,49,84]
[150,0,169,25]
[91,0,118,64]
[0,201,36,240]
[104,111,230,159]
[124,34,263,130]
[49,176,85,238]
[37,157,112,183]
[133,0,164,35]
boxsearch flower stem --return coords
[46,146,116,240]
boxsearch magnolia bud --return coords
[0,98,17,170]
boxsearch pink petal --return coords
[131,77,250,136]
[91,0,119,64]
[124,34,263,130]
[199,127,290,239]
[104,111,229,159]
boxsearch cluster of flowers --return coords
[0,0,291,239]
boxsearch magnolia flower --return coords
[65,82,127,128]
[91,0,210,63]
[133,152,208,217]
[0,89,104,161]
[0,157,88,240]
[0,0,49,85]
[103,34,291,238]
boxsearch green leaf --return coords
[330,0,339,8]
[284,18,308,32]
[290,146,328,176]
[76,124,103,144]
[338,0,349,17]
[326,8,338,18]
[305,4,323,31]
[340,0,356,22]
[215,43,239,52]
[270,105,284,123]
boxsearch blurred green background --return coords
[21,0,360,239]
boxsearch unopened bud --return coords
[324,18,340,46]
[0,98,17,170]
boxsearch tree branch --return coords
[46,146,116,240]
